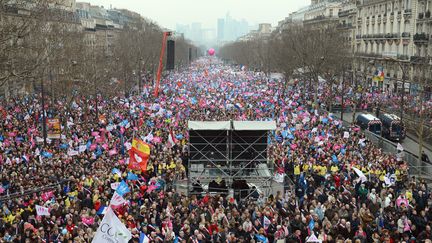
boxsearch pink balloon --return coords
[208,48,215,56]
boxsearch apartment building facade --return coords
[278,0,432,94]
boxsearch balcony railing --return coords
[355,52,383,58]
[337,23,353,29]
[402,32,411,38]
[397,54,409,60]
[410,56,430,63]
[414,33,430,42]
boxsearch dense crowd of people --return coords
[0,58,431,242]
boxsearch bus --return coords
[356,113,382,135]
[379,113,406,141]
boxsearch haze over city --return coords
[87,0,309,45]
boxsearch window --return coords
[330,9,333,17]
[403,44,408,55]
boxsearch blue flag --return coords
[332,154,339,163]
[322,118,329,124]
[309,218,315,230]
[255,234,268,243]
[120,119,129,127]
[59,143,69,149]
[127,172,139,181]
[41,151,53,158]
[95,147,102,157]
[86,140,92,149]
[111,168,121,175]
[341,148,346,155]
[96,206,107,215]
[116,180,130,196]
[139,232,150,243]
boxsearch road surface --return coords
[332,110,432,161]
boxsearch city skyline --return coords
[175,13,255,46]
[85,0,309,30]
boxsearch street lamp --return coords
[385,57,409,122]
[314,56,325,107]
[139,57,144,94]
[41,73,47,147]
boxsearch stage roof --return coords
[188,121,231,130]
[233,121,277,131]
[188,121,276,131]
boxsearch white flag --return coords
[343,132,350,139]
[36,205,50,216]
[263,216,271,229]
[110,191,127,206]
[306,233,321,243]
[274,172,284,183]
[397,143,404,151]
[67,149,79,156]
[167,130,177,148]
[79,145,87,153]
[352,167,367,183]
[384,174,396,187]
[110,182,120,190]
[92,207,131,243]
[124,142,132,151]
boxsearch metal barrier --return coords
[363,129,432,181]
[322,107,432,181]
[0,179,71,202]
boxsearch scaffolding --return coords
[187,120,276,199]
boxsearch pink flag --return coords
[91,131,99,137]
[41,191,54,201]
[108,149,118,156]
[89,144,97,151]
[152,137,162,143]
[81,216,95,225]
[146,185,158,193]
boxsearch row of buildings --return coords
[274,0,432,95]
[1,0,163,97]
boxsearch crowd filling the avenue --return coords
[0,58,431,243]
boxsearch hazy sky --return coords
[86,0,309,29]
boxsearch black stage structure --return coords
[188,121,276,200]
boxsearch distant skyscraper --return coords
[217,12,250,42]
[217,18,225,41]
[190,22,203,43]
[176,24,190,36]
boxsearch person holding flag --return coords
[128,138,151,172]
